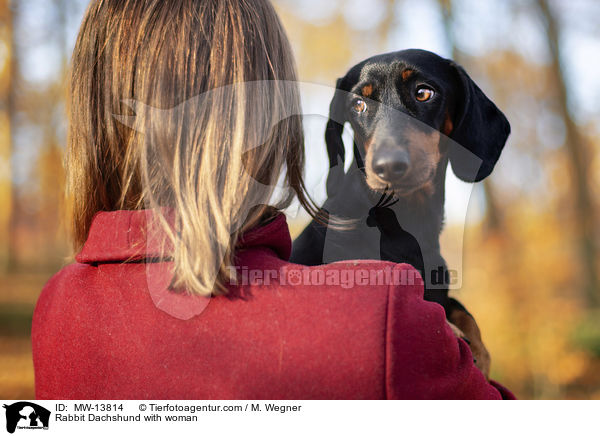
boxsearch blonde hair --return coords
[67,0,318,295]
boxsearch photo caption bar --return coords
[1,400,596,436]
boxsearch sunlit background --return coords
[1,0,600,399]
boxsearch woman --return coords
[32,0,513,399]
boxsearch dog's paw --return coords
[447,321,468,342]
[446,306,491,380]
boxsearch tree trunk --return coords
[438,0,504,233]
[0,0,14,271]
[537,0,599,307]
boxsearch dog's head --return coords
[326,49,511,196]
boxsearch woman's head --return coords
[68,0,315,295]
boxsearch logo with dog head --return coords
[3,402,50,433]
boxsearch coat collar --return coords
[76,209,292,264]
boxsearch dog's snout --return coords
[372,149,410,181]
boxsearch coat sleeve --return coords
[384,264,515,400]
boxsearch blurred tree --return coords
[36,0,68,265]
[537,0,599,308]
[0,0,14,272]
[275,0,398,83]
[4,0,72,269]
[377,0,397,50]
[438,0,504,233]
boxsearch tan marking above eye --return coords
[401,69,414,81]
[361,84,373,97]
[352,98,367,114]
[415,86,435,102]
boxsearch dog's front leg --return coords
[446,298,491,380]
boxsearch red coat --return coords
[32,210,514,399]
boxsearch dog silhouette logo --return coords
[3,402,50,433]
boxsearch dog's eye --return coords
[351,98,368,114]
[415,86,435,102]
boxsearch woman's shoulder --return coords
[34,263,94,324]
[275,259,426,300]
[38,262,91,299]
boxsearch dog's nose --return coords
[372,149,410,181]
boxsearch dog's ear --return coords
[447,63,511,182]
[325,77,350,197]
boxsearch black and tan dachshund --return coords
[290,49,510,377]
